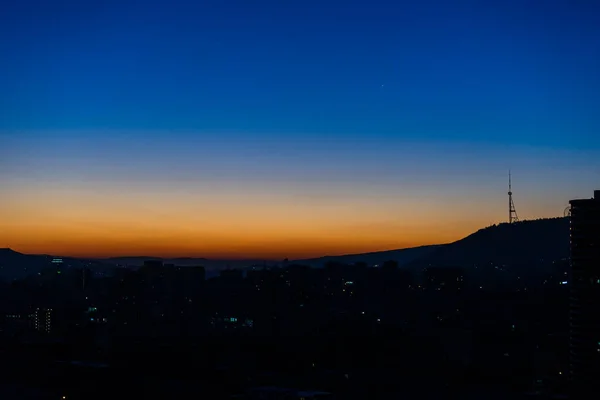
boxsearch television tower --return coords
[508,170,519,223]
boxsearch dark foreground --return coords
[0,336,544,400]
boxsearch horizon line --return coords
[2,216,568,261]
[4,242,446,262]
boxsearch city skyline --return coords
[2,0,600,258]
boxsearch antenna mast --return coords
[508,170,519,223]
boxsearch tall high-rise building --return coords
[31,307,52,334]
[568,190,600,396]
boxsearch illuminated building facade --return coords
[32,307,52,334]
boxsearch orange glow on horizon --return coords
[2,215,470,259]
[1,179,568,260]
[6,239,449,260]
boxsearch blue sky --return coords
[1,0,599,257]
[1,0,598,145]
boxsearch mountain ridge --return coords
[406,217,569,268]
[0,217,570,281]
[294,244,444,268]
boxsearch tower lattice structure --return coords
[508,171,519,224]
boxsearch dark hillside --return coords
[406,217,570,286]
[295,245,442,268]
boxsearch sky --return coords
[1,0,599,259]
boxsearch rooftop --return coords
[569,190,600,204]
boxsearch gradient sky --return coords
[1,0,599,259]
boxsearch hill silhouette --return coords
[294,245,442,268]
[405,217,569,269]
[0,248,55,280]
[105,256,208,265]
[0,217,570,281]
[401,217,570,288]
[102,256,272,278]
[293,218,569,274]
[0,248,114,281]
[289,217,570,289]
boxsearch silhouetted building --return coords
[177,265,205,282]
[143,260,164,269]
[568,190,600,396]
[220,269,243,280]
[1,312,31,336]
[425,267,465,291]
[31,307,52,334]
[247,267,274,287]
